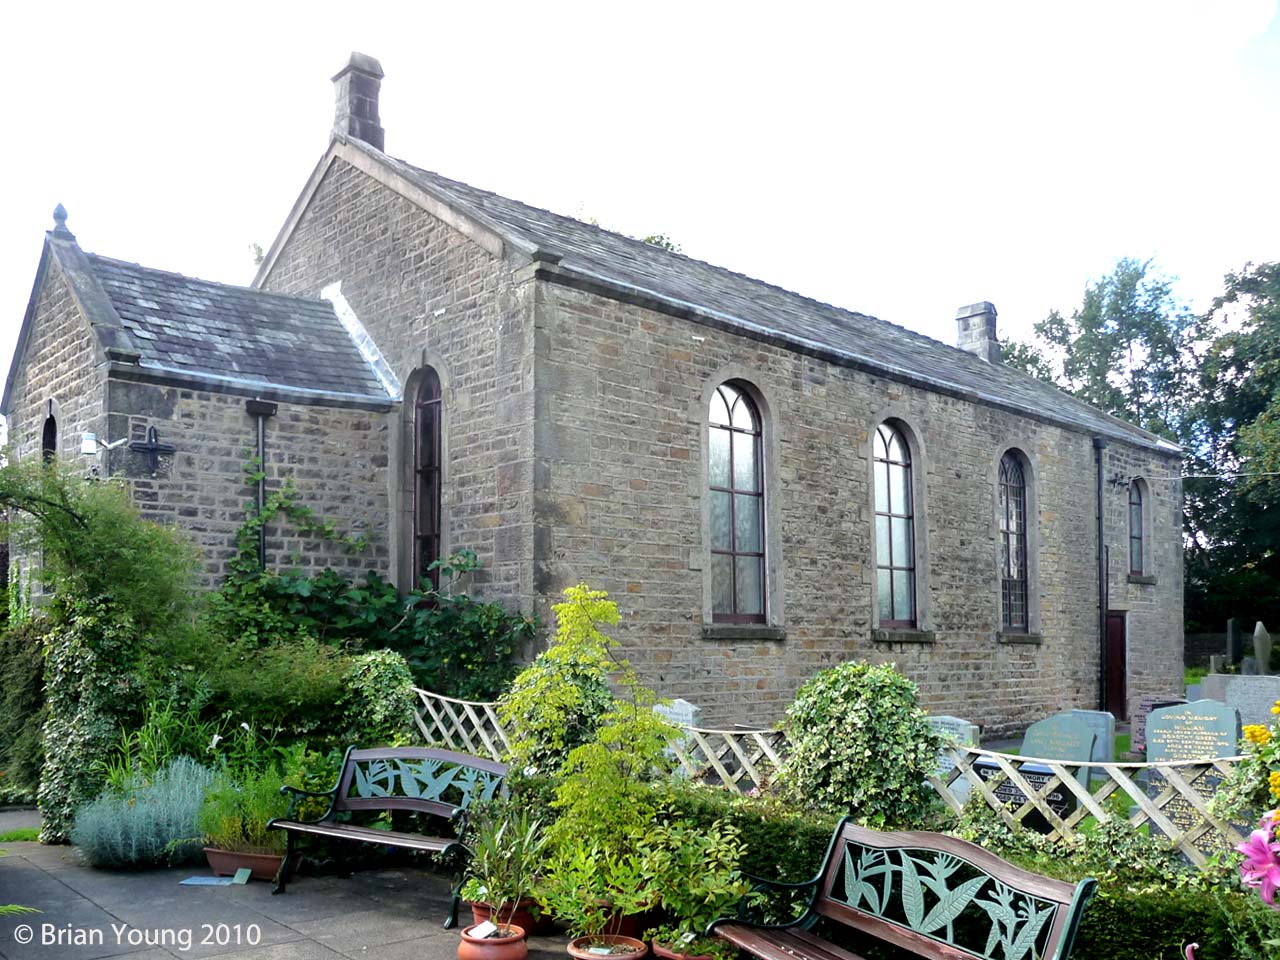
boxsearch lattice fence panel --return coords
[412,688,509,762]
[928,747,1247,869]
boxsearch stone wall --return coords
[260,157,536,607]
[530,279,1184,731]
[103,381,388,585]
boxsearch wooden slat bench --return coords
[709,818,1096,960]
[267,745,508,927]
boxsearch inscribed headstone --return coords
[1132,697,1185,754]
[971,760,1078,835]
[928,715,981,776]
[1069,709,1116,765]
[1255,622,1273,675]
[654,698,701,770]
[1145,700,1242,857]
[1185,684,1202,703]
[1021,714,1096,774]
[1225,676,1280,730]
[1199,675,1229,704]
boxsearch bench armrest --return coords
[278,784,339,822]
[706,873,820,932]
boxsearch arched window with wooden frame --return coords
[709,382,766,623]
[41,415,57,464]
[999,451,1029,631]
[413,368,443,590]
[1129,480,1145,576]
[873,422,916,627]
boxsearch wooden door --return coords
[1105,612,1127,719]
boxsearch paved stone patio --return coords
[1,840,569,960]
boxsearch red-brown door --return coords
[1105,612,1127,719]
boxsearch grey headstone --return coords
[1145,700,1244,857]
[1209,655,1226,675]
[1229,617,1244,662]
[1241,656,1260,676]
[1147,700,1241,763]
[1132,696,1186,754]
[1255,622,1273,674]
[654,697,701,729]
[1199,674,1229,703]
[1069,709,1116,765]
[1022,714,1096,763]
[928,715,981,776]
[971,760,1078,835]
[1225,676,1280,730]
[1185,684,1202,702]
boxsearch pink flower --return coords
[1237,822,1280,906]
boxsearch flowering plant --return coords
[1208,703,1280,824]
[1238,811,1280,907]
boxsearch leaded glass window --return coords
[414,368,442,590]
[709,382,765,622]
[873,423,916,626]
[1129,481,1144,575]
[999,452,1028,630]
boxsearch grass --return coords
[0,828,39,842]
[1185,665,1209,685]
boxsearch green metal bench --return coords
[710,818,1096,960]
[267,745,508,928]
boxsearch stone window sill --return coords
[873,628,936,644]
[702,624,786,642]
[998,632,1043,645]
[1127,573,1158,586]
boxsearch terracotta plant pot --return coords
[458,923,528,960]
[203,847,290,882]
[469,899,547,936]
[567,935,649,960]
[652,942,716,960]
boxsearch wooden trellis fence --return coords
[411,689,1245,870]
[929,746,1246,869]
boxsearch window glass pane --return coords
[1130,539,1142,573]
[878,568,892,618]
[419,404,439,468]
[710,491,732,550]
[710,389,731,426]
[1000,535,1011,577]
[733,432,759,491]
[1007,535,1022,578]
[998,485,1009,530]
[730,392,756,431]
[873,427,888,460]
[890,463,911,515]
[734,494,761,553]
[891,517,913,569]
[709,428,730,487]
[1130,502,1142,533]
[711,554,733,614]
[735,557,763,615]
[886,429,906,463]
[875,514,891,566]
[874,461,889,513]
[892,570,914,621]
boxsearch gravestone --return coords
[1208,655,1226,675]
[1225,676,1280,731]
[1199,674,1229,703]
[972,714,1095,834]
[1132,696,1186,754]
[1255,622,1273,674]
[928,715,981,777]
[1185,684,1202,702]
[1145,700,1242,857]
[1228,617,1244,663]
[1070,709,1116,765]
[1242,656,1261,677]
[654,698,701,769]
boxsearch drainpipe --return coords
[1093,436,1108,710]
[245,399,278,569]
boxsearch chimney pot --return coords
[332,52,385,150]
[955,301,1001,363]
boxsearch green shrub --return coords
[779,661,940,827]
[70,757,215,868]
[0,617,47,803]
[197,766,289,854]
[97,698,223,794]
[341,649,417,745]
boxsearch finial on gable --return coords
[52,203,73,238]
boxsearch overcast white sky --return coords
[3,1,1279,404]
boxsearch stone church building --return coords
[2,54,1183,731]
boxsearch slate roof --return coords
[366,143,1176,453]
[87,254,389,404]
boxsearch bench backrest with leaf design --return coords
[326,746,508,820]
[711,818,1096,960]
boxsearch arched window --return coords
[874,422,916,627]
[709,382,765,622]
[413,368,442,590]
[1129,481,1145,575]
[999,452,1028,630]
[41,415,57,464]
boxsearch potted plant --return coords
[640,817,754,960]
[458,806,548,937]
[197,766,291,881]
[536,845,650,958]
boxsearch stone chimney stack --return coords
[332,52,385,150]
[955,301,1001,363]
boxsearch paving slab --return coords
[0,842,568,960]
